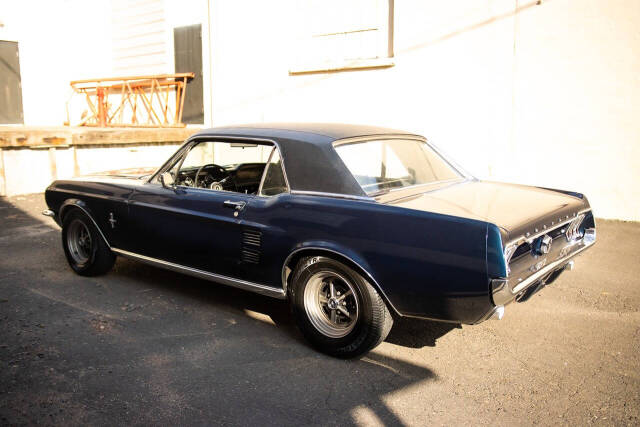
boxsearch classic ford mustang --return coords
[43,123,596,357]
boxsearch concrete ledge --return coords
[0,126,203,196]
[0,126,201,149]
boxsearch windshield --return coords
[334,138,462,195]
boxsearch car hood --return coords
[83,167,157,180]
[377,180,589,239]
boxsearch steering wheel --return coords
[194,163,225,188]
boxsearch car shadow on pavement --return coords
[1,194,446,425]
[112,255,458,351]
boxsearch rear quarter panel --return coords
[249,194,491,323]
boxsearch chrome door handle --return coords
[223,200,246,211]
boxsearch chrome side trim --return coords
[281,246,401,316]
[112,248,286,299]
[42,209,55,218]
[289,190,375,202]
[60,202,112,249]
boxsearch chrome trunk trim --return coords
[112,248,286,299]
[492,238,594,306]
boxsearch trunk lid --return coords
[377,180,589,239]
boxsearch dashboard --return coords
[174,163,266,194]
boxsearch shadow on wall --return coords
[0,194,459,425]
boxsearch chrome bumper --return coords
[491,230,596,307]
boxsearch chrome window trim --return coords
[378,177,467,196]
[257,146,276,196]
[257,146,290,198]
[112,248,286,299]
[289,190,375,202]
[148,135,291,195]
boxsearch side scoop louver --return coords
[241,229,262,264]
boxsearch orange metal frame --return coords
[70,73,195,127]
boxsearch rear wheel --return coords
[289,256,393,358]
[61,209,115,276]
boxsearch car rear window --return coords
[334,138,461,195]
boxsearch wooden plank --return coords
[0,126,198,148]
[70,73,194,85]
[71,146,80,177]
[48,147,58,181]
[0,148,6,196]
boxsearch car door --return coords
[126,182,251,277]
[123,139,274,279]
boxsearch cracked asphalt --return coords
[0,193,639,426]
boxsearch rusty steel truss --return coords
[69,73,195,128]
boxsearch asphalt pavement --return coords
[0,193,638,426]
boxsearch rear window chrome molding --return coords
[289,190,375,202]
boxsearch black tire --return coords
[289,256,393,358]
[61,209,115,276]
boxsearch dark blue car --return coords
[43,123,597,357]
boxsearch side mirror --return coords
[159,172,175,188]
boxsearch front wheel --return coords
[61,209,115,276]
[289,256,393,358]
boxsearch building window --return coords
[290,0,394,75]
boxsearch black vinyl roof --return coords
[192,123,423,197]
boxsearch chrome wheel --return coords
[303,271,359,338]
[66,219,92,264]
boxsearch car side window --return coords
[259,149,288,196]
[162,140,274,195]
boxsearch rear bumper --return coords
[42,209,61,226]
[491,230,596,307]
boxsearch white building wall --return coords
[206,0,640,220]
[1,0,638,220]
[0,0,113,126]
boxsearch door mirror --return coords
[159,172,175,188]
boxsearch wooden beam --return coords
[48,147,57,181]
[70,73,194,86]
[0,126,198,149]
[0,148,6,196]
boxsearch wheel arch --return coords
[281,246,401,317]
[59,199,111,249]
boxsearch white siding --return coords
[111,0,168,75]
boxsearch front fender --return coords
[58,198,111,248]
